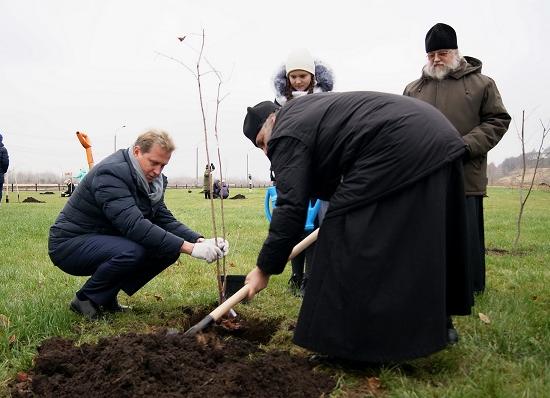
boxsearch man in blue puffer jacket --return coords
[49,129,229,319]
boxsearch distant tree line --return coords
[498,147,549,174]
[10,147,548,186]
[488,147,549,183]
[5,171,270,186]
[6,148,550,186]
[6,171,60,184]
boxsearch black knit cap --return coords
[425,23,457,53]
[243,101,280,146]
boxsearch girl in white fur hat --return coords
[270,49,335,295]
[272,48,335,106]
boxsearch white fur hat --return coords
[285,48,315,77]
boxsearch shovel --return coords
[184,228,319,336]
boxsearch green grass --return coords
[0,187,548,397]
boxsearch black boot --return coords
[70,295,100,320]
[102,297,131,313]
[288,274,303,296]
[447,317,459,345]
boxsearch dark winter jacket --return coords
[273,61,334,106]
[255,91,471,362]
[403,56,511,195]
[49,149,201,260]
[259,91,466,273]
[0,134,9,185]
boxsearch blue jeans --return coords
[51,235,179,306]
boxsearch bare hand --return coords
[245,267,270,300]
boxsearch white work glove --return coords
[202,237,230,255]
[191,240,223,263]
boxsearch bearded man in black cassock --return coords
[242,91,474,363]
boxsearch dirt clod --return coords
[10,330,335,397]
[22,197,45,203]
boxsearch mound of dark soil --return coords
[10,330,335,398]
[22,197,45,203]
[229,194,246,199]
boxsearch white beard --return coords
[423,52,462,80]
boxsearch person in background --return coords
[61,178,76,197]
[242,92,473,363]
[273,48,334,106]
[220,180,229,199]
[272,48,335,295]
[0,133,8,205]
[73,167,87,183]
[212,179,221,199]
[48,129,229,319]
[404,22,511,342]
[203,163,214,199]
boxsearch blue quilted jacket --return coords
[48,149,201,260]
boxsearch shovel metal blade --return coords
[183,314,215,336]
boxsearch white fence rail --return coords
[2,183,269,192]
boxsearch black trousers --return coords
[51,235,179,306]
[290,239,316,281]
[465,196,485,293]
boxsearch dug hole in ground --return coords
[10,305,337,398]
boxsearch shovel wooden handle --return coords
[289,228,318,260]
[210,284,250,320]
[211,227,319,321]
[184,228,320,335]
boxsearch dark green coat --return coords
[404,56,511,195]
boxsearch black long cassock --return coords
[257,91,473,362]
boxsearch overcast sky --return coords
[1,0,549,182]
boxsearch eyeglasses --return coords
[427,50,452,60]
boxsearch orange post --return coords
[76,131,94,169]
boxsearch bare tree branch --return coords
[155,51,196,77]
[165,29,232,304]
[514,111,549,250]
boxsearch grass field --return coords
[0,187,548,397]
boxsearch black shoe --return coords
[446,317,459,345]
[102,298,131,313]
[70,296,100,319]
[308,353,332,365]
[447,328,459,345]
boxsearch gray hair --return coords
[134,129,176,153]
